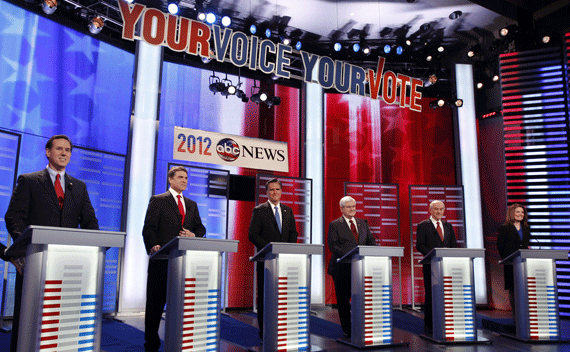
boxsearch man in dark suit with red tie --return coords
[142,166,206,352]
[248,178,299,340]
[5,134,99,352]
[416,200,457,336]
[327,196,376,337]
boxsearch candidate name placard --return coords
[173,127,289,172]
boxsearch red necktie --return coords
[350,219,359,244]
[55,174,64,209]
[177,195,185,225]
[436,221,444,241]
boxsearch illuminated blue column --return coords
[118,41,164,313]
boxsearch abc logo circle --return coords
[216,138,240,162]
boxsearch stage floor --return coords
[1,307,569,351]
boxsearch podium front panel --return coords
[352,256,392,346]
[265,253,310,351]
[515,257,560,340]
[433,257,476,342]
[165,249,221,351]
[19,244,104,352]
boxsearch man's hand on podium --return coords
[150,245,161,255]
[11,257,25,275]
[180,228,195,237]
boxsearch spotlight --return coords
[250,92,268,104]
[362,45,371,55]
[476,82,484,89]
[295,40,302,50]
[383,44,391,54]
[41,0,57,15]
[492,75,499,82]
[454,99,463,107]
[221,84,236,97]
[278,28,290,45]
[352,43,360,53]
[437,45,444,52]
[197,12,206,21]
[221,15,231,27]
[124,0,134,3]
[266,96,281,107]
[333,42,342,52]
[249,24,257,34]
[467,45,480,58]
[236,90,248,103]
[88,16,104,35]
[405,39,412,46]
[437,99,445,107]
[167,1,179,15]
[426,55,433,62]
[542,35,550,44]
[449,10,462,20]
[264,28,272,39]
[206,12,216,24]
[395,45,403,55]
[500,24,518,38]
[209,82,225,94]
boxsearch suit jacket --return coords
[327,216,376,275]
[0,242,7,261]
[5,169,99,241]
[142,191,206,254]
[416,218,457,258]
[248,201,298,251]
[497,223,530,290]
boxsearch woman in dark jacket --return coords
[497,203,531,318]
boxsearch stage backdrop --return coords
[156,61,300,308]
[324,93,457,305]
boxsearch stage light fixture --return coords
[250,92,268,104]
[88,16,104,34]
[395,45,403,55]
[209,82,225,94]
[333,42,342,52]
[476,82,484,89]
[206,12,216,24]
[167,1,179,15]
[197,12,206,21]
[405,39,412,46]
[221,15,231,27]
[492,75,499,82]
[124,0,134,3]
[266,96,281,107]
[362,45,371,55]
[236,89,248,103]
[352,43,360,53]
[449,10,462,20]
[437,45,444,52]
[383,44,391,54]
[41,0,57,15]
[467,45,480,58]
[264,28,272,39]
[437,99,445,107]
[454,99,463,107]
[295,40,302,50]
[426,55,433,62]
[542,35,550,44]
[500,24,518,38]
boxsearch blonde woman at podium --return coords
[497,203,530,322]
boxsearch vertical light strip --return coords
[119,41,163,313]
[455,64,487,304]
[306,80,324,304]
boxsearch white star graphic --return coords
[0,7,27,35]
[67,72,95,97]
[5,103,57,134]
[65,28,95,65]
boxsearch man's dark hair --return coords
[45,135,73,152]
[265,178,282,190]
[168,166,188,179]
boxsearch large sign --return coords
[173,127,289,172]
[118,1,423,112]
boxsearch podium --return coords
[250,242,324,351]
[151,236,238,351]
[499,249,568,342]
[5,225,125,352]
[419,248,486,343]
[338,246,407,348]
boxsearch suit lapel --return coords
[40,169,60,210]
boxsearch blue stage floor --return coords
[1,308,570,351]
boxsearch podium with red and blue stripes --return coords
[420,248,486,343]
[500,249,568,342]
[6,225,125,352]
[250,242,323,351]
[153,236,238,351]
[338,245,408,348]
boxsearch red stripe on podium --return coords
[45,280,62,285]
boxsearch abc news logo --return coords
[216,138,286,162]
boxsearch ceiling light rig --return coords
[250,82,281,107]
[88,16,104,35]
[41,0,57,15]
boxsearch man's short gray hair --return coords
[339,196,356,207]
[429,200,445,210]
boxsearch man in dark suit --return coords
[142,166,206,352]
[327,196,376,337]
[248,178,298,340]
[416,200,457,336]
[5,134,99,352]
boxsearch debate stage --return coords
[1,307,568,351]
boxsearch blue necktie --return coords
[274,206,282,233]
